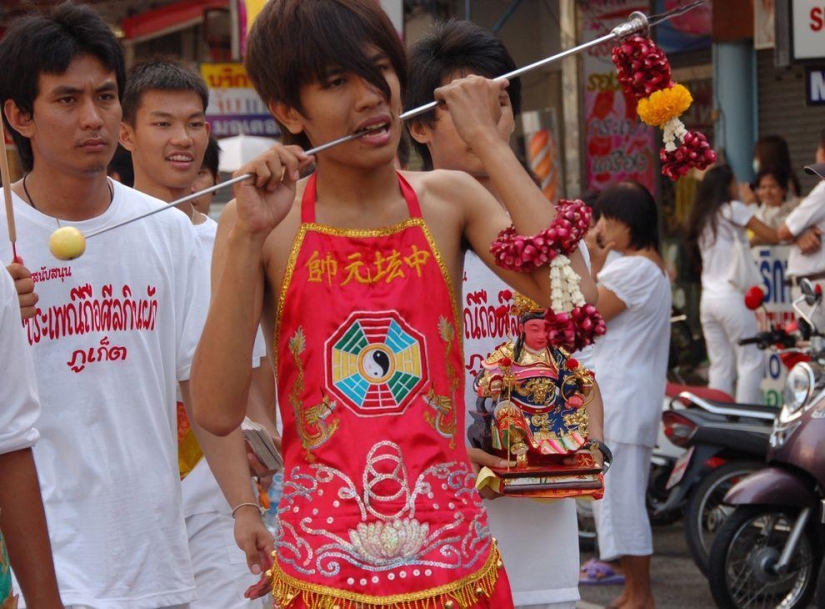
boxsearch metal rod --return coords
[85,8,657,241]
[400,11,648,123]
[0,118,18,254]
[84,132,370,239]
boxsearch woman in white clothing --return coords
[685,165,778,404]
[751,166,799,234]
[589,181,672,609]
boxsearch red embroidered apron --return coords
[271,173,511,608]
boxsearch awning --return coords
[121,0,228,44]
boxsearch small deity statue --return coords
[470,294,601,497]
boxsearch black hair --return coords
[597,181,660,251]
[396,129,411,170]
[406,19,522,170]
[684,164,735,274]
[245,0,407,149]
[0,2,126,172]
[755,165,790,193]
[201,135,221,178]
[107,143,134,187]
[122,59,209,126]
[754,135,801,195]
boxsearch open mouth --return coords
[167,153,194,163]
[356,121,391,139]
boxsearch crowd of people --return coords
[2,1,823,609]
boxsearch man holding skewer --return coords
[191,1,597,607]
[0,5,269,607]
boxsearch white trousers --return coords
[185,511,270,609]
[700,292,764,403]
[592,442,653,561]
[486,497,580,607]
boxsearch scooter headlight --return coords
[783,362,815,416]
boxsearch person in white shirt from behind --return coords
[684,164,779,404]
[778,130,825,329]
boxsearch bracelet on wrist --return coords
[587,440,613,473]
[231,502,265,519]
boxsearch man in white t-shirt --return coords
[0,269,62,607]
[0,6,263,607]
[120,60,276,607]
[778,132,825,328]
[407,20,604,609]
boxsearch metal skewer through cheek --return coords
[84,9,659,241]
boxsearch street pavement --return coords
[576,521,820,609]
[576,520,715,609]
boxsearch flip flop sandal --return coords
[579,557,626,586]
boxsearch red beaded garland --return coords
[490,199,592,273]
[489,199,606,351]
[611,35,673,101]
[611,35,717,180]
[546,304,607,353]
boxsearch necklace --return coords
[23,174,114,224]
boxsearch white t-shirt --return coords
[182,215,265,518]
[593,256,671,447]
[784,181,825,277]
[698,201,754,296]
[461,249,587,607]
[0,268,40,455]
[1,180,207,608]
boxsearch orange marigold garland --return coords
[612,35,716,180]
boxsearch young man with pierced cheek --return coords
[120,59,277,609]
[190,2,597,608]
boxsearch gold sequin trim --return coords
[271,543,503,609]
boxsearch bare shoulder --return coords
[401,168,487,200]
[400,169,489,220]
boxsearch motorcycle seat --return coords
[666,382,733,403]
[675,391,778,421]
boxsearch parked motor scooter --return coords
[656,288,800,575]
[708,279,825,609]
[658,385,776,576]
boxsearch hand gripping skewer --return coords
[81,6,688,242]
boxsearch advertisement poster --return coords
[581,1,657,194]
[653,0,713,53]
[753,245,794,406]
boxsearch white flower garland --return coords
[662,116,688,152]
[549,255,586,313]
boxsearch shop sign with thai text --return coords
[200,63,279,137]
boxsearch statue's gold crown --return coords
[511,293,545,320]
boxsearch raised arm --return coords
[434,75,597,305]
[191,146,312,435]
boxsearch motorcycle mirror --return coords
[799,278,820,306]
[744,285,765,310]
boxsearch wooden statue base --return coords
[487,452,604,499]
